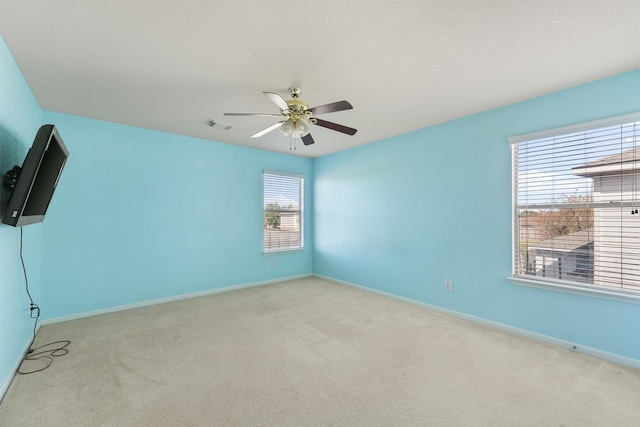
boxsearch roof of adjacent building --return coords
[573,148,639,177]
[529,229,594,253]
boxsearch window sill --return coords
[508,276,640,304]
[263,247,305,255]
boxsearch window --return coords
[510,113,640,299]
[263,171,304,252]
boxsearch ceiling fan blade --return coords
[302,133,315,146]
[224,112,282,117]
[308,100,353,116]
[263,92,289,111]
[251,121,283,138]
[313,118,357,136]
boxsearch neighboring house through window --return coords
[263,171,304,252]
[510,113,640,299]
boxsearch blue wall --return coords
[314,69,640,361]
[40,112,313,319]
[0,35,44,397]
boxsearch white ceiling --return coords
[0,1,638,158]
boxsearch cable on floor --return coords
[18,341,71,375]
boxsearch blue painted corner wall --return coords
[313,69,640,361]
[39,113,313,318]
[0,34,313,398]
[0,35,44,398]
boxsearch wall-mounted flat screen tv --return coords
[2,124,69,227]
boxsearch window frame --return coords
[508,112,640,304]
[262,170,305,254]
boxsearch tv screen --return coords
[2,124,69,227]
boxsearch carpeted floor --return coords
[1,277,639,426]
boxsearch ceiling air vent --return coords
[207,120,232,130]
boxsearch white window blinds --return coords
[263,171,304,252]
[511,113,640,294]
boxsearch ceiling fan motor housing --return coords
[285,99,310,119]
[282,91,313,136]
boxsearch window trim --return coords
[507,112,640,145]
[507,276,640,304]
[508,112,640,303]
[262,170,304,254]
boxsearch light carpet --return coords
[1,277,639,426]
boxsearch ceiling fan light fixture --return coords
[295,120,310,136]
[280,119,294,135]
[280,119,310,138]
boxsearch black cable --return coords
[19,227,39,349]
[18,340,71,375]
[19,226,37,317]
[17,227,70,375]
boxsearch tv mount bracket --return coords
[3,165,22,191]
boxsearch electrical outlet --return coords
[444,280,453,291]
[270,261,276,268]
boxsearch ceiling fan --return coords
[224,88,356,147]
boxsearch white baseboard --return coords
[314,274,640,370]
[1,321,41,404]
[43,274,312,325]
